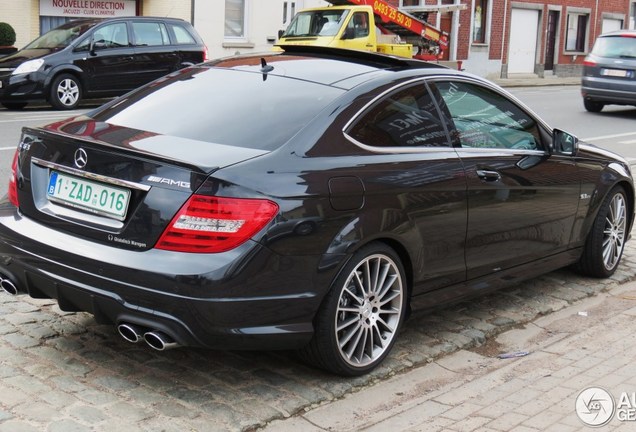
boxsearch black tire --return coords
[49,74,82,110]
[1,102,27,110]
[576,186,629,278]
[299,242,407,376]
[584,99,604,113]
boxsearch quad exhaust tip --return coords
[117,323,146,344]
[143,330,179,351]
[0,274,19,295]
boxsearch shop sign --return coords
[40,0,136,18]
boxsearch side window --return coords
[435,81,541,151]
[132,22,169,46]
[347,84,450,148]
[92,23,129,49]
[170,24,196,44]
[346,12,369,39]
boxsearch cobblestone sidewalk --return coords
[1,243,635,431]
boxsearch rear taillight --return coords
[203,45,209,62]
[583,59,597,67]
[7,150,19,208]
[155,195,279,253]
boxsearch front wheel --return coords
[576,186,629,277]
[300,243,407,376]
[50,74,82,110]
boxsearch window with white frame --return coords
[225,0,246,39]
[565,12,589,52]
[473,0,488,43]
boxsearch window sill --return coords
[564,51,587,56]
[222,41,255,49]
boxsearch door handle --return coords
[476,169,501,182]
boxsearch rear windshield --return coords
[90,67,344,150]
[591,35,636,59]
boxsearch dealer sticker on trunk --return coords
[47,170,131,220]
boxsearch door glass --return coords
[435,81,541,151]
[133,22,169,46]
[347,83,450,148]
[93,23,129,49]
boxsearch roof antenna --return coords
[260,58,274,81]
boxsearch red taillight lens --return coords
[583,59,597,67]
[7,150,19,208]
[155,195,279,253]
[203,45,209,62]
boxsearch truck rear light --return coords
[155,195,279,253]
[7,150,19,208]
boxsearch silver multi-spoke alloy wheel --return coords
[56,78,80,107]
[602,192,627,271]
[335,253,404,368]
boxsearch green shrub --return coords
[0,22,16,46]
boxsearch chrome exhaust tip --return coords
[0,275,18,295]
[117,323,146,344]
[144,331,179,351]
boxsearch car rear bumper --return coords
[0,207,336,350]
[581,76,636,105]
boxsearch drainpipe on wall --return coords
[592,0,599,42]
[451,0,460,61]
[500,0,508,77]
[191,0,196,25]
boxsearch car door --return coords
[131,21,179,86]
[73,22,137,94]
[430,79,581,280]
[343,80,467,293]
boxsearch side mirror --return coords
[552,129,578,155]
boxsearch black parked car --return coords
[0,46,632,375]
[0,17,207,110]
[582,30,636,112]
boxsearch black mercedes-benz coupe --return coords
[0,46,633,375]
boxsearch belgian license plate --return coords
[47,171,131,219]
[601,68,629,77]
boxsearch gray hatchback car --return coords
[581,30,636,112]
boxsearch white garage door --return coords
[602,18,623,34]
[509,9,540,74]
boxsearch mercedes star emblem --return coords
[74,148,88,169]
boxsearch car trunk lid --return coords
[12,117,269,251]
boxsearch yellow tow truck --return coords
[277,0,455,62]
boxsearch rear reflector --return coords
[7,150,19,208]
[155,195,279,253]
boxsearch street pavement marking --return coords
[582,131,636,141]
[619,139,636,145]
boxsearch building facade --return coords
[3,0,636,79]
[395,0,636,78]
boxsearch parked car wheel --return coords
[301,243,407,376]
[584,99,604,113]
[1,102,27,110]
[50,74,82,109]
[576,186,628,277]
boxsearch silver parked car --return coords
[581,30,636,112]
